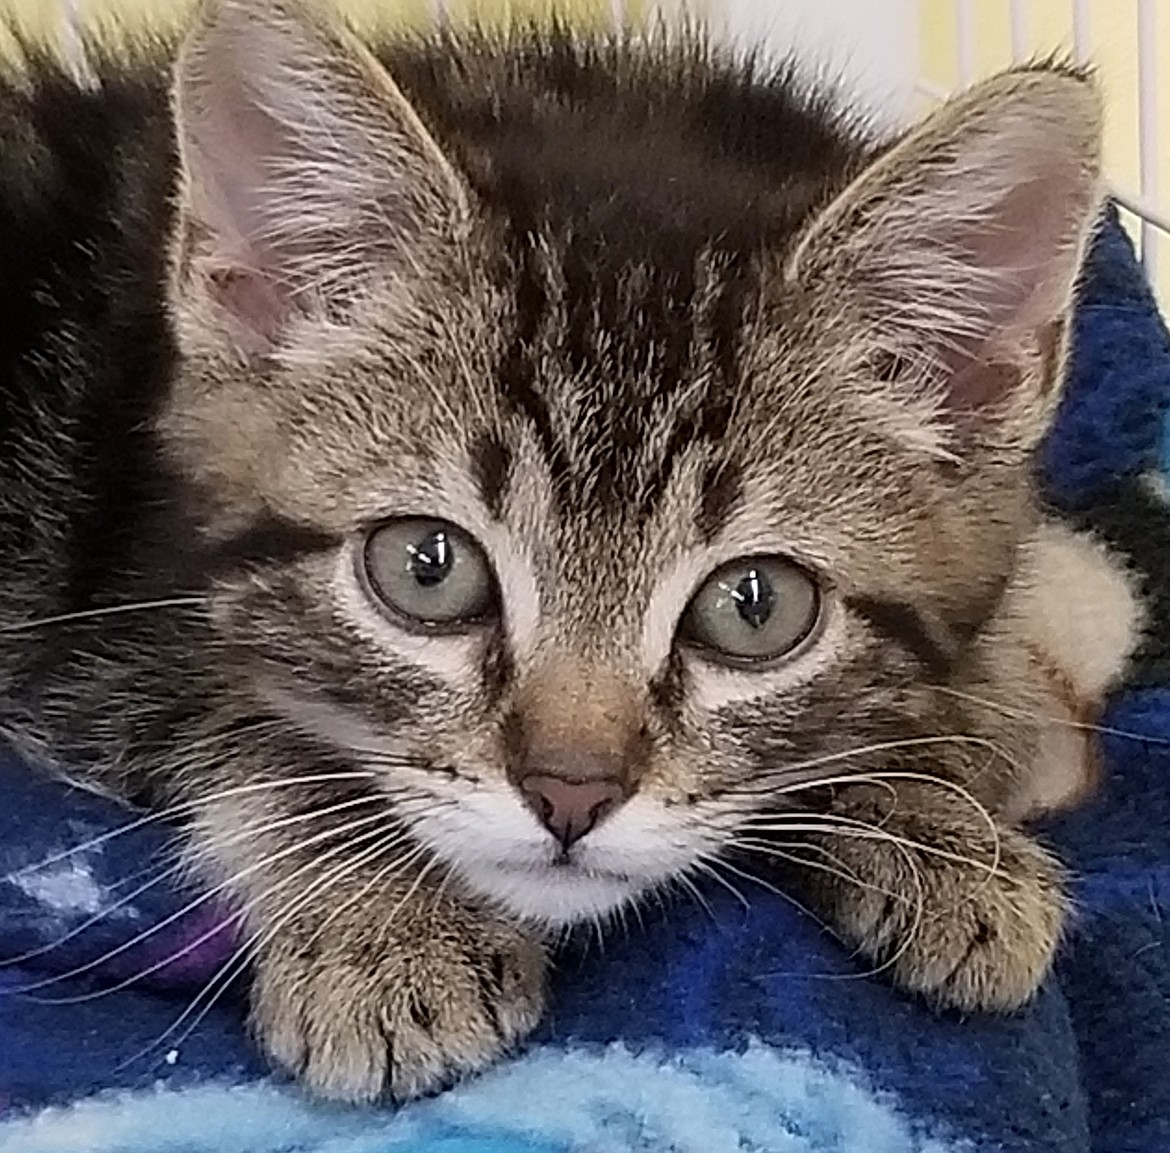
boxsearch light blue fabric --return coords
[0,1045,965,1153]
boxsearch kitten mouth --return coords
[463,856,645,926]
[496,854,628,881]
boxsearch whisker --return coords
[32,820,412,1011]
[670,870,719,924]
[694,852,835,938]
[701,854,786,905]
[727,734,1022,799]
[2,854,189,970]
[646,885,669,923]
[589,909,607,959]
[117,854,373,1069]
[304,840,435,961]
[612,898,632,944]
[424,857,458,916]
[738,814,1004,880]
[7,806,391,998]
[3,770,380,882]
[128,830,429,1069]
[728,837,912,906]
[627,892,648,936]
[0,596,207,633]
[730,771,899,804]
[1,789,389,970]
[709,842,928,987]
[688,860,750,913]
[929,682,1170,746]
[877,838,926,978]
[736,766,1004,884]
[131,720,299,769]
[20,908,246,1007]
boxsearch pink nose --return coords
[518,774,625,848]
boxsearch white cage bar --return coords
[912,0,1169,284]
[956,0,977,85]
[1071,0,1090,62]
[1009,0,1028,63]
[1137,0,1160,280]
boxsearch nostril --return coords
[518,774,627,848]
[531,789,556,826]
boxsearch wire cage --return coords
[917,0,1167,305]
[26,0,1170,307]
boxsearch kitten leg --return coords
[192,801,546,1103]
[787,783,1066,1012]
[250,877,545,1102]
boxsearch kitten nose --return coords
[519,774,626,849]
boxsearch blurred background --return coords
[1,0,1166,310]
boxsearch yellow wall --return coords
[0,0,653,83]
[0,0,642,40]
[920,0,1170,310]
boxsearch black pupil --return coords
[731,568,775,629]
[408,531,454,587]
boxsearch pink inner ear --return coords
[174,5,344,346]
[961,176,1073,330]
[942,355,1020,425]
[206,265,295,348]
[181,78,308,339]
[905,159,1089,426]
[171,0,470,357]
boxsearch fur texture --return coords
[0,0,1144,1103]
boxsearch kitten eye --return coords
[361,518,495,628]
[680,556,821,665]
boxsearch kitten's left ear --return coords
[790,66,1103,450]
[171,0,469,352]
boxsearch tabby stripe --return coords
[480,627,515,707]
[845,595,956,678]
[639,265,745,519]
[498,232,572,498]
[470,430,513,520]
[695,459,743,541]
[207,513,340,574]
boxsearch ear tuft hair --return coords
[171,0,468,351]
[791,65,1104,450]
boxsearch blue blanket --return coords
[1,204,1169,1152]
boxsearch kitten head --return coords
[160,0,1115,925]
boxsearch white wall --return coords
[713,0,919,129]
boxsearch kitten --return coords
[0,0,1144,1104]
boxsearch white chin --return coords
[457,862,645,927]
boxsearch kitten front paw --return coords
[250,902,546,1102]
[831,825,1067,1012]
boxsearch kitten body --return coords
[0,0,1143,1102]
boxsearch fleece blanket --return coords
[1,203,1169,1153]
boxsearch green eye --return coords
[680,556,822,664]
[362,518,495,628]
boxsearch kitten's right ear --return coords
[789,66,1103,453]
[171,0,468,353]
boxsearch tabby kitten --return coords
[0,0,1144,1103]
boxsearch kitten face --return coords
[166,245,1041,927]
[159,2,1111,926]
